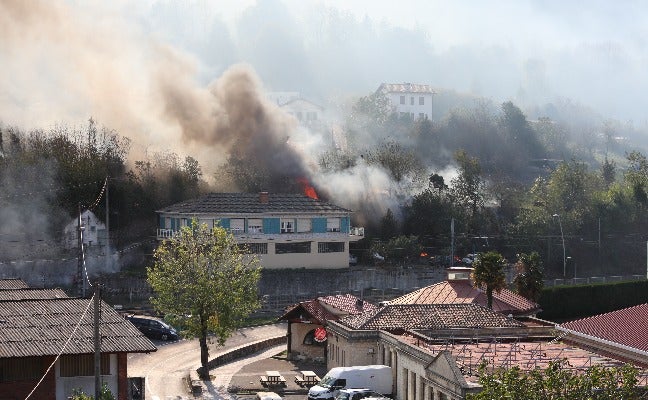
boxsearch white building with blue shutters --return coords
[156,192,364,269]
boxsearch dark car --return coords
[126,315,179,341]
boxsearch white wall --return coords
[55,354,118,400]
[387,93,434,119]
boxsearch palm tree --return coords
[513,252,544,302]
[471,251,507,309]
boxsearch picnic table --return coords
[294,370,320,387]
[260,371,286,387]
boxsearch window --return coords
[419,96,425,105]
[419,113,425,119]
[0,357,42,382]
[60,354,110,377]
[410,96,414,105]
[297,218,312,233]
[280,219,294,233]
[326,218,340,232]
[245,243,268,254]
[230,219,244,234]
[318,242,344,253]
[307,112,318,120]
[296,111,303,120]
[247,219,263,233]
[275,241,311,254]
[399,95,405,104]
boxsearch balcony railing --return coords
[157,227,365,240]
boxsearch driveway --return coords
[128,323,287,400]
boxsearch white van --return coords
[307,365,392,400]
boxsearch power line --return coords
[24,295,95,400]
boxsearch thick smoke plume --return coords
[0,0,426,233]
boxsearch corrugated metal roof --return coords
[560,303,648,353]
[0,298,156,358]
[0,288,69,301]
[158,193,351,215]
[340,303,524,330]
[388,280,540,315]
[0,279,29,290]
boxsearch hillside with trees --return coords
[1,92,647,278]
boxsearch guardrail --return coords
[543,274,646,287]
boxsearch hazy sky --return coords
[3,0,648,144]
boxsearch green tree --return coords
[147,221,262,376]
[471,251,507,309]
[468,360,639,399]
[379,208,398,239]
[513,252,544,302]
[450,150,485,232]
[70,383,115,400]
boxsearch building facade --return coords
[156,192,364,269]
[377,83,435,120]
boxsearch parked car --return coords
[256,392,282,400]
[126,314,179,341]
[335,388,389,400]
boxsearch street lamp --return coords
[553,214,566,277]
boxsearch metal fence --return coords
[543,274,647,287]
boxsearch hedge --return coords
[538,279,648,321]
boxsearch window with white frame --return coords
[410,96,414,105]
[247,218,263,233]
[419,96,425,105]
[419,113,425,119]
[297,218,312,233]
[399,95,405,104]
[326,218,341,232]
[280,219,294,233]
[230,218,244,234]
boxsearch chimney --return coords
[259,191,269,204]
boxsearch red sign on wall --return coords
[314,327,327,342]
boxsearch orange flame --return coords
[420,252,428,257]
[297,177,319,200]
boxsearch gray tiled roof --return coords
[0,279,29,290]
[0,298,156,358]
[339,304,524,330]
[0,288,69,301]
[158,193,351,214]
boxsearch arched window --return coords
[303,328,327,346]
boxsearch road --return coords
[128,323,286,400]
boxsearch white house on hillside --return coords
[378,82,436,120]
[266,92,325,129]
[63,210,107,249]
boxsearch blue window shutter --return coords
[170,218,176,230]
[159,215,165,229]
[341,217,350,233]
[312,218,327,233]
[263,218,280,234]
[217,218,230,229]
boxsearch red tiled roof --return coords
[560,303,648,353]
[318,294,377,315]
[378,83,435,94]
[279,294,377,324]
[389,280,540,315]
[340,304,524,330]
[0,298,156,358]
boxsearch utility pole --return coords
[450,218,455,268]
[77,204,86,298]
[94,283,102,399]
[105,177,110,272]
